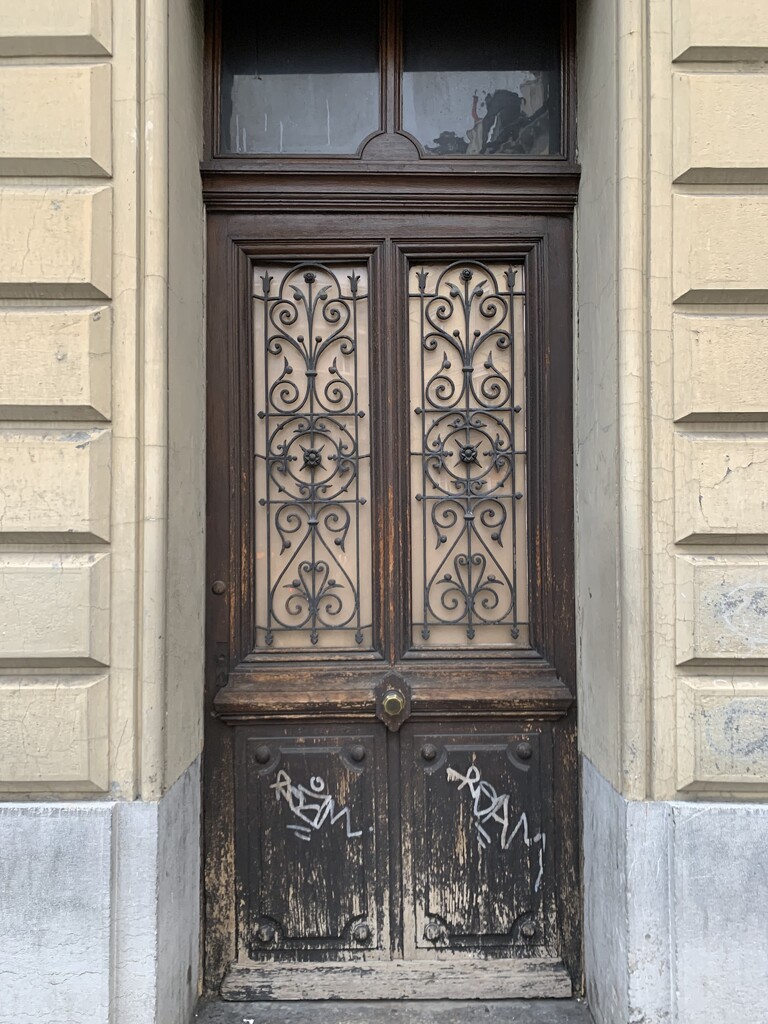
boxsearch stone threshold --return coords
[193,998,594,1023]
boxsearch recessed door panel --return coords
[402,723,554,958]
[236,725,388,960]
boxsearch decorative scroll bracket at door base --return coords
[375,672,411,732]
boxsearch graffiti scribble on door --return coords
[447,762,546,891]
[271,768,363,841]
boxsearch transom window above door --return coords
[215,0,568,160]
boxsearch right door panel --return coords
[401,723,555,959]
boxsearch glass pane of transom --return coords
[402,0,561,157]
[220,0,379,155]
[254,264,373,650]
[409,261,529,648]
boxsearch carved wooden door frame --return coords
[203,208,579,998]
[202,0,580,1000]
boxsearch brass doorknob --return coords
[382,690,405,717]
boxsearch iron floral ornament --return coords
[255,265,369,647]
[412,262,527,643]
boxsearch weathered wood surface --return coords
[215,670,574,721]
[203,3,580,988]
[237,726,389,960]
[205,214,580,993]
[196,997,593,1023]
[220,958,572,1001]
[401,727,553,959]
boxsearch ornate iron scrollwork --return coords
[254,264,371,649]
[411,261,528,645]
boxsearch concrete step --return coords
[193,998,594,1024]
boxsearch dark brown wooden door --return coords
[204,210,578,1000]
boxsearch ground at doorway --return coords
[194,999,594,1024]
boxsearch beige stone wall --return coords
[166,0,205,790]
[658,0,768,799]
[2,0,764,807]
[578,0,768,800]
[575,0,622,792]
[0,0,205,800]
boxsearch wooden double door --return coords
[204,209,578,1000]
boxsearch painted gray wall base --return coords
[0,804,114,1024]
[582,758,628,1023]
[0,757,200,1024]
[583,756,768,1024]
[113,797,161,1022]
[157,759,201,1024]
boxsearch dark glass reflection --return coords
[403,0,562,157]
[220,0,379,155]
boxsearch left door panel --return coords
[235,724,389,960]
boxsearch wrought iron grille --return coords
[253,264,372,650]
[409,261,529,647]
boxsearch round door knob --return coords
[352,922,371,944]
[349,744,366,763]
[515,741,533,761]
[520,920,537,939]
[211,580,227,595]
[421,743,438,762]
[257,923,276,943]
[254,745,271,764]
[382,690,405,717]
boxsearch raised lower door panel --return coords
[401,723,555,958]
[235,725,389,960]
[235,720,558,965]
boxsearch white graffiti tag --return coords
[446,763,546,891]
[270,769,363,842]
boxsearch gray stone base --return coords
[583,756,768,1024]
[6,755,766,1024]
[0,757,200,1024]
